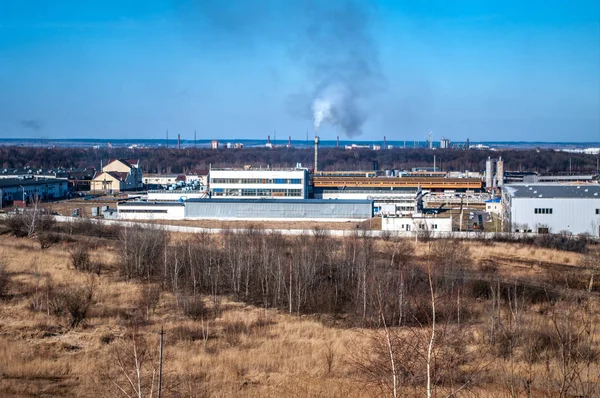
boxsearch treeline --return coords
[1,146,598,174]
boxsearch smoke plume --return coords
[301,1,382,137]
[177,0,382,138]
[20,119,43,132]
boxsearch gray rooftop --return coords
[504,184,600,199]
[0,178,69,189]
[186,198,373,205]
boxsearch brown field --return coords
[0,228,598,397]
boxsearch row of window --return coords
[534,208,553,214]
[212,188,303,197]
[211,178,302,185]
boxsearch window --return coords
[596,209,600,215]
[534,208,552,214]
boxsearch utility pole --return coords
[158,326,165,398]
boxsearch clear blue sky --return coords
[1,0,599,142]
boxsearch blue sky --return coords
[0,0,599,142]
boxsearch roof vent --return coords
[533,190,537,194]
[585,189,589,192]
[539,194,543,197]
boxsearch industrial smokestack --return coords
[336,136,339,148]
[384,136,387,150]
[288,136,291,147]
[314,136,320,173]
[267,135,271,144]
[177,134,181,150]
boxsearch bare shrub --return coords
[0,263,10,298]
[137,284,161,319]
[51,282,95,328]
[180,294,208,320]
[38,231,61,249]
[69,244,91,271]
[222,320,248,346]
[3,213,28,237]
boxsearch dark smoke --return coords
[20,119,43,132]
[299,1,383,137]
[177,0,382,138]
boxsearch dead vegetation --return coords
[0,217,599,397]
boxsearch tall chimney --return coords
[314,136,320,173]
[177,134,181,150]
[267,135,271,144]
[336,136,339,148]
[383,136,387,150]
[288,136,291,147]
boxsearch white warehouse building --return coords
[209,168,309,199]
[502,184,600,236]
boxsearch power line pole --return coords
[158,326,164,398]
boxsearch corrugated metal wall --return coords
[184,200,373,220]
[511,198,600,235]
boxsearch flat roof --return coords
[186,198,374,205]
[504,184,600,199]
[0,178,69,189]
[118,201,185,207]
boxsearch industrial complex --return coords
[2,136,599,237]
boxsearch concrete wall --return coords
[117,202,185,220]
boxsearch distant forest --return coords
[1,146,598,175]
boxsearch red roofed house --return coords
[91,159,143,193]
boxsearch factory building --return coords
[116,198,373,222]
[0,178,69,205]
[502,184,600,235]
[381,214,453,233]
[209,168,309,199]
[143,174,183,187]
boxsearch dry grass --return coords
[0,234,597,397]
[0,235,369,397]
